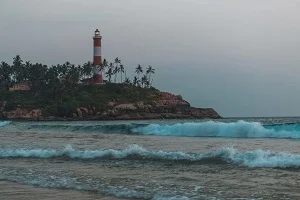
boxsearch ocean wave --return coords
[133,120,300,138]
[0,121,10,127]
[1,145,300,168]
[0,170,206,200]
[13,120,300,139]
[0,168,151,199]
[21,123,145,134]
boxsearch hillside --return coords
[0,55,221,120]
[0,83,221,120]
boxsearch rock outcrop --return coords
[72,91,221,120]
[1,108,42,120]
[0,91,221,120]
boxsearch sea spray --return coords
[133,120,300,138]
[1,145,300,168]
[0,121,10,127]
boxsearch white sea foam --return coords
[1,145,300,168]
[0,121,10,127]
[132,120,300,139]
[152,195,191,200]
[105,188,148,199]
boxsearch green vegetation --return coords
[0,55,158,117]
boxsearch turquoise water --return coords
[1,118,300,199]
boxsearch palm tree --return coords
[27,62,48,93]
[113,57,121,83]
[108,62,114,70]
[113,65,120,83]
[105,67,113,82]
[99,63,105,75]
[135,64,143,79]
[141,75,148,88]
[119,64,125,82]
[12,55,24,83]
[24,61,31,82]
[102,59,108,79]
[114,57,121,66]
[67,64,80,84]
[133,76,139,86]
[102,59,108,67]
[146,66,155,83]
[0,62,12,88]
[82,61,93,79]
[145,80,150,88]
[124,77,131,84]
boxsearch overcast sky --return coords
[1,0,300,117]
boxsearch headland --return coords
[0,55,221,121]
[0,83,221,121]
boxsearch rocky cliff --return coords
[0,91,221,120]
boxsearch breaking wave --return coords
[7,120,300,138]
[1,145,300,168]
[0,121,10,127]
[12,120,300,139]
[132,120,300,139]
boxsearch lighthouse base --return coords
[86,74,104,84]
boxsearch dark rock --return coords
[0,90,221,120]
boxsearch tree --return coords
[67,64,80,84]
[141,75,148,88]
[23,61,32,82]
[124,77,131,84]
[105,67,113,82]
[114,57,121,66]
[133,76,139,86]
[0,62,12,88]
[113,58,121,83]
[12,55,24,83]
[113,65,120,83]
[27,63,48,95]
[45,65,60,97]
[135,64,143,79]
[102,59,108,78]
[82,61,93,79]
[102,59,108,68]
[120,64,125,82]
[146,66,155,87]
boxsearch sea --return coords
[1,118,300,200]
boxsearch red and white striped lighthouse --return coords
[92,29,103,84]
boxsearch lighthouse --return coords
[92,29,103,84]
